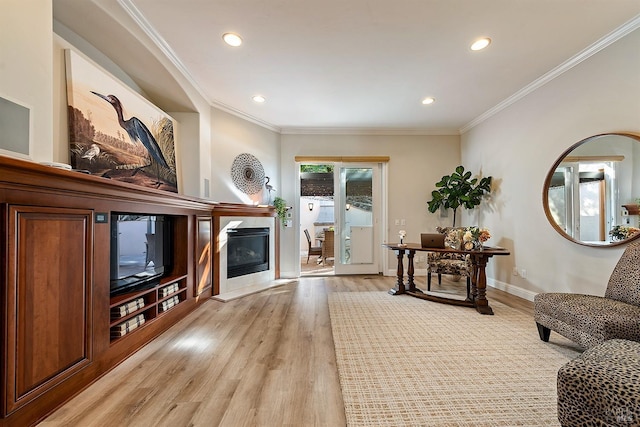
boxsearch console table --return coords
[383,243,510,315]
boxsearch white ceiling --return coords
[53,0,640,134]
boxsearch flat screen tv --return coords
[110,213,172,296]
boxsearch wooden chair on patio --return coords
[322,229,335,265]
[304,229,322,264]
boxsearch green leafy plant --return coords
[609,225,640,241]
[273,196,288,225]
[427,165,492,227]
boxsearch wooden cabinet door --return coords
[4,206,93,414]
[195,216,212,298]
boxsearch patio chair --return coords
[304,229,322,264]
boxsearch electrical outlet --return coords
[512,267,518,276]
[520,269,527,278]
[394,219,400,226]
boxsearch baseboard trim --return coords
[487,278,537,302]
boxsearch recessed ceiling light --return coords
[470,37,491,51]
[422,97,435,105]
[252,95,266,103]
[223,32,243,47]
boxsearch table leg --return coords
[407,250,419,292]
[388,249,406,295]
[468,264,478,302]
[472,254,493,315]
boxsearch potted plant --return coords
[609,225,640,241]
[427,165,492,227]
[273,196,288,226]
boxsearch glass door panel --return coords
[334,164,379,275]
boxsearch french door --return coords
[333,163,381,275]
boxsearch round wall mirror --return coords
[543,132,640,247]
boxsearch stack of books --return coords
[111,314,145,338]
[111,297,145,319]
[160,283,180,298]
[160,295,180,313]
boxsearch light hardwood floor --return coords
[39,275,532,427]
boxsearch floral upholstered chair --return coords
[534,240,640,349]
[426,227,472,299]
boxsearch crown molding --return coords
[117,0,203,97]
[118,0,281,134]
[209,100,282,133]
[460,14,640,134]
[280,127,460,136]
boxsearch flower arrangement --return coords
[609,225,640,241]
[398,230,407,245]
[463,226,491,250]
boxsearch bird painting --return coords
[65,50,177,192]
[91,91,170,183]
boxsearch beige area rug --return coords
[328,292,582,426]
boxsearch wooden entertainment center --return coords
[0,156,275,426]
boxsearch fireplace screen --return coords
[227,227,269,278]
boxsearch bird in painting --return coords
[81,143,100,162]
[90,91,170,172]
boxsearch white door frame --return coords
[294,160,388,276]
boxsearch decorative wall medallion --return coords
[231,153,265,195]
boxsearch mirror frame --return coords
[542,132,640,247]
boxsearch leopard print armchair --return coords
[427,227,472,299]
[534,241,640,349]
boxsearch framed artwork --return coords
[64,50,178,193]
[0,95,32,160]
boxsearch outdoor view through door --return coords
[548,160,616,243]
[300,162,381,276]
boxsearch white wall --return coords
[210,108,281,204]
[461,28,640,299]
[1,0,53,162]
[280,134,461,277]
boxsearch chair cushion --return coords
[557,339,640,426]
[426,257,470,277]
[436,227,466,250]
[534,293,640,349]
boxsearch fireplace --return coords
[215,211,277,296]
[227,227,269,278]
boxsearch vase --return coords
[474,241,484,251]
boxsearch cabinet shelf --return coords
[109,275,187,343]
